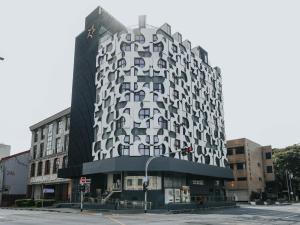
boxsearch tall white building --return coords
[92,19,226,168]
[59,7,233,208]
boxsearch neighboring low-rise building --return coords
[0,144,11,159]
[0,150,30,206]
[225,138,275,201]
[28,108,71,201]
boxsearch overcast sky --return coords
[0,0,299,154]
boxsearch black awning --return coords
[82,156,233,179]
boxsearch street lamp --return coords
[143,146,193,213]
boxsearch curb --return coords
[0,207,75,214]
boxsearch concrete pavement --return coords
[0,203,299,224]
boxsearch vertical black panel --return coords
[66,7,126,174]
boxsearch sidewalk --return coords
[0,204,239,215]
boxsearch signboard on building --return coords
[43,188,54,193]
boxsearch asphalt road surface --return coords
[0,204,299,225]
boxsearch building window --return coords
[192,180,204,185]
[52,158,60,174]
[153,34,158,41]
[174,122,180,133]
[139,109,150,127]
[30,163,36,177]
[227,148,233,155]
[116,117,125,129]
[55,137,62,153]
[154,144,164,156]
[124,108,130,114]
[235,147,245,154]
[41,127,45,140]
[37,161,43,176]
[259,177,262,182]
[182,117,189,128]
[154,135,159,144]
[134,91,145,101]
[134,58,145,68]
[121,42,131,51]
[125,93,130,101]
[127,179,133,187]
[65,116,70,131]
[173,90,179,99]
[135,34,145,44]
[153,43,163,52]
[229,164,234,170]
[64,135,69,152]
[138,144,150,155]
[153,83,164,93]
[124,135,130,144]
[120,82,130,93]
[157,59,166,68]
[44,160,50,175]
[33,146,37,159]
[56,120,63,134]
[265,152,272,159]
[33,130,38,142]
[175,139,180,149]
[39,143,44,158]
[266,166,273,173]
[158,117,168,129]
[118,144,130,156]
[118,58,126,68]
[237,177,247,181]
[236,162,246,170]
[126,33,131,41]
[172,44,178,53]
[62,156,68,168]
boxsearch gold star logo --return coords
[87,24,96,39]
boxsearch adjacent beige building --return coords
[28,108,71,201]
[225,138,275,201]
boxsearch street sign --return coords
[80,177,86,184]
[85,179,91,184]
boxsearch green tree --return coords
[273,145,300,199]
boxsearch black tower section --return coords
[58,7,126,178]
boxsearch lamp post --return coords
[143,146,193,213]
[144,156,156,213]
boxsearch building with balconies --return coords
[225,138,275,201]
[28,108,71,201]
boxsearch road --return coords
[0,204,299,225]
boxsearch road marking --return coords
[106,215,126,225]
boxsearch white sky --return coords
[0,0,299,154]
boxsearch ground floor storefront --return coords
[70,172,231,209]
[60,156,233,208]
[28,182,71,202]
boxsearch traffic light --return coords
[79,184,86,192]
[181,146,193,156]
[143,180,149,192]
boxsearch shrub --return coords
[35,199,55,207]
[15,199,35,207]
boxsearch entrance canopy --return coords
[82,156,233,179]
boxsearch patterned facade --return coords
[92,24,227,168]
